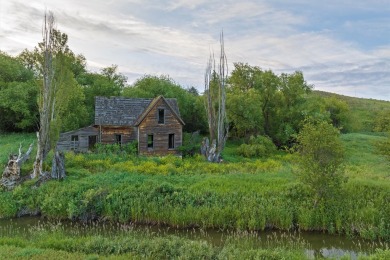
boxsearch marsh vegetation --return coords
[1,130,390,258]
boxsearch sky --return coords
[0,0,389,100]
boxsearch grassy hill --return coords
[313,90,390,132]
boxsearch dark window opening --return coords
[115,134,122,145]
[158,109,165,124]
[71,135,79,141]
[88,135,97,149]
[147,134,154,148]
[168,134,175,149]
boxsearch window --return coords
[168,134,175,149]
[158,109,165,124]
[71,135,79,141]
[115,134,122,145]
[147,134,154,148]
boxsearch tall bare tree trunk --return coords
[204,54,216,143]
[202,32,229,162]
[216,32,229,156]
[32,12,56,178]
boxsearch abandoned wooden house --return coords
[56,96,185,156]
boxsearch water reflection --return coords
[0,217,388,259]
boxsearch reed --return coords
[0,132,389,242]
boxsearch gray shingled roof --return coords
[94,96,181,126]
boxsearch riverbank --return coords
[0,217,304,259]
[3,170,390,239]
[0,132,389,257]
[1,217,389,259]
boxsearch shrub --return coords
[373,110,390,132]
[376,132,390,159]
[0,191,18,217]
[237,135,277,158]
[94,141,138,155]
[296,120,346,206]
[178,132,201,157]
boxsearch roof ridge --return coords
[133,96,185,126]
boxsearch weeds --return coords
[0,132,389,243]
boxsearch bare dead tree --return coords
[202,32,229,162]
[1,143,33,190]
[32,12,56,178]
[51,151,65,180]
[217,32,229,154]
[204,54,216,143]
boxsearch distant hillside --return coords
[312,90,390,132]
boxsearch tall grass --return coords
[0,221,307,259]
[0,220,389,259]
[341,133,390,181]
[0,132,389,242]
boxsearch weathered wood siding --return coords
[57,126,98,152]
[58,96,183,155]
[138,99,182,156]
[100,126,137,144]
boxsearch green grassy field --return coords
[0,131,390,258]
[313,91,390,132]
[0,133,36,161]
[1,132,389,237]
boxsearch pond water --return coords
[0,217,388,259]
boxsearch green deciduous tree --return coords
[30,12,87,178]
[0,52,38,132]
[100,65,128,89]
[0,51,34,82]
[296,120,346,206]
[323,97,350,132]
[0,81,38,132]
[229,62,262,92]
[78,66,126,124]
[18,27,89,134]
[275,71,312,145]
[228,63,312,147]
[227,88,263,137]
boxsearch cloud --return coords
[0,0,389,100]
[165,0,209,11]
[198,0,304,28]
[224,24,390,100]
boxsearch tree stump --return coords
[51,151,66,179]
[1,155,21,190]
[201,137,221,162]
[201,137,209,157]
[1,143,33,190]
